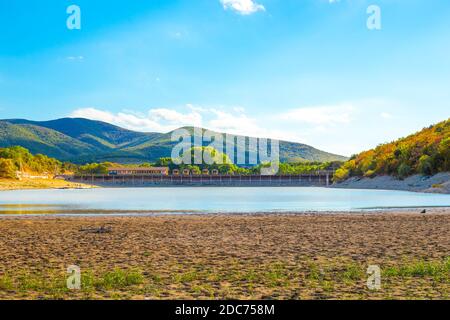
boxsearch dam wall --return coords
[68,173,332,187]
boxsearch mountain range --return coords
[0,118,347,164]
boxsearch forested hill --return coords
[334,119,450,181]
[0,118,347,164]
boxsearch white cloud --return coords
[66,55,84,61]
[220,0,265,15]
[70,107,166,132]
[149,108,202,127]
[69,105,306,143]
[71,107,204,132]
[380,112,393,120]
[279,104,357,126]
[208,109,258,133]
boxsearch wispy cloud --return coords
[69,105,304,142]
[380,112,393,120]
[149,108,203,127]
[70,107,200,132]
[279,104,357,126]
[65,55,84,62]
[70,108,165,132]
[220,0,265,15]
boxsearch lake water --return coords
[0,187,449,216]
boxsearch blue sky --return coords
[0,0,449,156]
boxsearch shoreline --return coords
[0,207,449,219]
[1,181,449,194]
[334,172,450,194]
[0,172,449,194]
[0,178,96,191]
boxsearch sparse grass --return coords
[173,270,200,284]
[383,258,450,279]
[341,263,365,282]
[0,274,14,291]
[265,263,290,287]
[101,269,144,289]
[0,258,448,299]
[0,269,145,299]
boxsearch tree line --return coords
[0,146,76,179]
[77,147,342,175]
[0,145,342,179]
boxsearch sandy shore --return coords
[0,178,95,191]
[0,209,448,300]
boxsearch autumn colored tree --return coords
[334,119,450,181]
[0,158,16,179]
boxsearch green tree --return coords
[77,162,110,174]
[183,146,232,167]
[364,170,376,178]
[438,137,450,171]
[155,157,173,167]
[418,155,433,176]
[397,163,412,179]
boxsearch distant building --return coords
[108,167,169,176]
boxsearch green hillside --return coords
[5,118,157,148]
[127,126,346,163]
[0,121,97,159]
[0,118,347,164]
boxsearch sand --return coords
[0,178,95,191]
[0,209,449,300]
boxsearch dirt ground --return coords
[0,178,94,191]
[0,209,449,300]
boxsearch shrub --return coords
[77,162,110,174]
[0,159,16,179]
[438,137,450,171]
[0,146,63,175]
[364,170,376,178]
[333,168,350,182]
[397,163,412,179]
[418,155,433,176]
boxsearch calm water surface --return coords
[0,187,449,216]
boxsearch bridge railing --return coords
[71,170,335,179]
[68,171,335,186]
